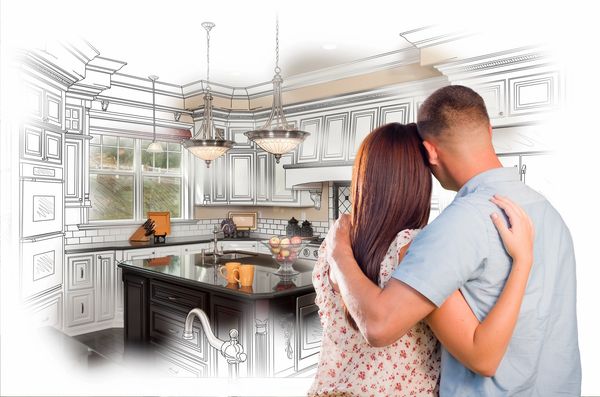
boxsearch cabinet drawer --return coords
[154,347,208,378]
[149,304,207,362]
[66,290,95,327]
[28,291,63,329]
[67,255,94,290]
[150,280,207,313]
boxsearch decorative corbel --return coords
[174,111,182,121]
[309,189,322,210]
[100,100,109,111]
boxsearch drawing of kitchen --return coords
[1,1,598,396]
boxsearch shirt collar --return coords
[456,167,520,198]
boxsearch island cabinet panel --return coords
[150,279,208,314]
[153,348,208,378]
[123,272,149,344]
[211,294,253,377]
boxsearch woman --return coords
[308,123,534,396]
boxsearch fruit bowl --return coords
[260,235,310,276]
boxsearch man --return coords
[326,85,581,396]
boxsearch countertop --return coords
[117,252,315,300]
[64,235,263,254]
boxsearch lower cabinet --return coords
[25,289,63,330]
[64,250,117,334]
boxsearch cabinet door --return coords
[379,102,411,125]
[123,248,157,261]
[297,117,322,163]
[27,290,63,330]
[65,105,83,133]
[67,254,94,290]
[228,152,255,203]
[44,91,62,128]
[211,295,252,377]
[22,125,44,162]
[44,130,62,164]
[256,151,270,202]
[509,72,559,115]
[24,85,44,121]
[521,154,555,199]
[470,80,507,120]
[271,152,297,202]
[66,289,95,327]
[321,113,348,161]
[64,139,83,202]
[348,108,377,159]
[181,243,210,256]
[96,253,115,322]
[210,154,228,203]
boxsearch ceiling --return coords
[1,0,579,88]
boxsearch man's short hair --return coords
[417,85,490,139]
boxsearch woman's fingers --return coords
[490,196,519,229]
[490,212,510,241]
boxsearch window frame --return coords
[88,133,189,224]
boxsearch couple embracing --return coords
[308,86,581,396]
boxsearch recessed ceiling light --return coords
[322,43,337,50]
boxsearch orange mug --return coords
[218,262,241,284]
[235,264,255,287]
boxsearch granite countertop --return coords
[64,235,263,254]
[117,252,315,300]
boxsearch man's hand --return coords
[325,214,353,282]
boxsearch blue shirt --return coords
[392,167,581,396]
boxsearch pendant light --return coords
[245,17,310,163]
[146,75,163,153]
[182,22,234,167]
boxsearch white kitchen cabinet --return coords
[24,84,63,128]
[181,243,211,255]
[228,152,255,203]
[25,289,63,330]
[21,125,63,165]
[96,253,115,322]
[229,126,254,149]
[321,113,348,161]
[64,250,120,334]
[64,137,84,204]
[379,102,411,125]
[122,246,182,261]
[508,72,559,116]
[256,151,270,202]
[498,154,521,170]
[65,105,83,133]
[298,117,322,163]
[271,152,297,203]
[210,155,228,203]
[348,108,377,159]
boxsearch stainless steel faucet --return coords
[182,307,247,378]
[212,225,222,256]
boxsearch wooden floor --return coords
[74,327,125,364]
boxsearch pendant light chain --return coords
[206,23,211,92]
[152,78,156,140]
[275,16,281,75]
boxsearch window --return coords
[89,135,184,221]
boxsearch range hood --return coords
[284,161,353,209]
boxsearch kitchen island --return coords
[118,252,322,378]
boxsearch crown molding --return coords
[435,46,556,80]
[399,25,475,49]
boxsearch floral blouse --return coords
[308,229,441,397]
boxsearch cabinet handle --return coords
[81,303,84,314]
[167,296,177,302]
[80,268,84,279]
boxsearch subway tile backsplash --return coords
[64,216,334,246]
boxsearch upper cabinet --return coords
[21,125,63,165]
[348,108,377,160]
[228,152,255,203]
[321,113,348,161]
[24,84,64,129]
[297,117,322,163]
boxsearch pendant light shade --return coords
[182,22,233,167]
[245,17,309,163]
[146,75,164,153]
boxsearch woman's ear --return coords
[422,140,439,166]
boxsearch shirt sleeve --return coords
[391,198,489,307]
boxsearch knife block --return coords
[129,225,151,242]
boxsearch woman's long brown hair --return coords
[345,122,432,330]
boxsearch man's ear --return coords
[422,140,439,166]
[488,124,493,138]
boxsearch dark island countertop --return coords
[64,235,263,254]
[117,252,315,300]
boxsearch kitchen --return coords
[1,1,599,396]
